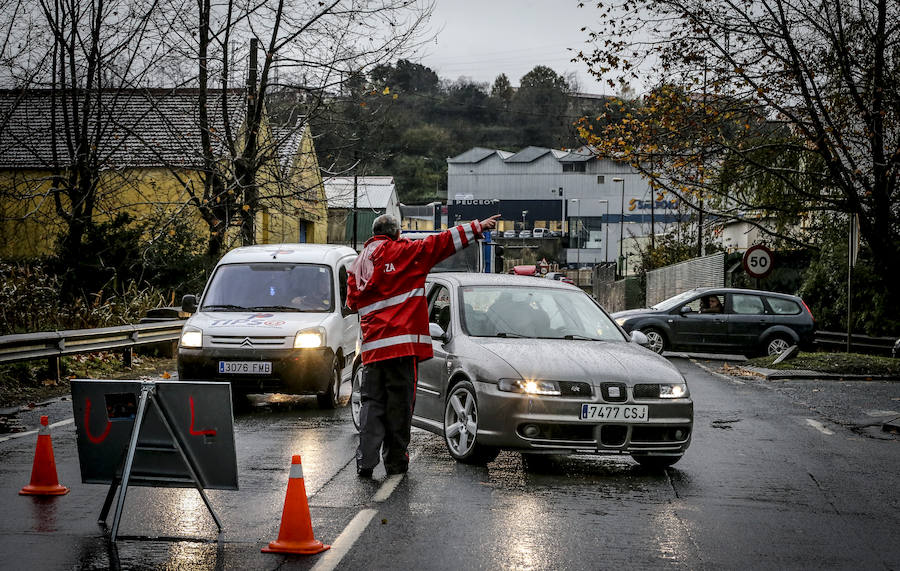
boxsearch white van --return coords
[177,244,359,408]
[532,227,548,238]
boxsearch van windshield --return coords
[201,263,334,313]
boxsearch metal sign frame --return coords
[103,382,220,542]
[71,379,236,542]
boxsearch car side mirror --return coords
[429,322,447,341]
[630,330,649,346]
[679,305,693,314]
[181,294,197,314]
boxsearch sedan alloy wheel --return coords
[443,381,499,464]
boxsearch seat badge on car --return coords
[608,386,620,398]
[240,337,253,348]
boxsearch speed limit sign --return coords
[742,244,774,279]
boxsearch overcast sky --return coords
[417,0,608,94]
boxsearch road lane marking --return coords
[372,474,403,502]
[805,418,834,435]
[0,417,74,443]
[310,509,378,571]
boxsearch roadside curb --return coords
[739,366,899,382]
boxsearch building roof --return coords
[505,146,552,163]
[448,145,598,166]
[0,89,246,169]
[270,119,308,171]
[324,176,397,209]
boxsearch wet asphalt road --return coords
[0,356,898,570]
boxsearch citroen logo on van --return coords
[241,337,253,348]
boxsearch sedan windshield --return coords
[460,286,626,341]
[201,263,333,312]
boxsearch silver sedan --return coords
[351,274,693,469]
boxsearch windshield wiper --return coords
[201,304,251,311]
[250,305,299,311]
[495,332,527,338]
[563,334,602,341]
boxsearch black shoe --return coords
[385,465,408,476]
[357,467,373,478]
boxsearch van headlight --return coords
[498,378,561,396]
[659,383,688,398]
[180,328,203,348]
[294,327,325,349]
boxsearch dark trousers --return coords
[356,356,417,472]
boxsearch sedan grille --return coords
[558,381,592,397]
[633,384,659,399]
[600,382,627,402]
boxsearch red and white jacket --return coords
[347,221,484,364]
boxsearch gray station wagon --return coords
[612,287,816,357]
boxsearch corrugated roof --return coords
[447,147,496,164]
[558,146,596,163]
[324,176,396,209]
[0,89,246,169]
[504,146,552,163]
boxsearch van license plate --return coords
[580,404,648,422]
[219,361,272,375]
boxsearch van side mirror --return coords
[182,294,198,314]
[342,304,356,317]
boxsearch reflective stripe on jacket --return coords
[347,221,483,364]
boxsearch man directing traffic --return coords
[347,213,501,478]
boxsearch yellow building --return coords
[0,89,327,259]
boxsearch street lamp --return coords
[570,199,580,267]
[613,177,625,277]
[597,199,610,263]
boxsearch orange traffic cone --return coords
[261,455,330,555]
[19,415,69,496]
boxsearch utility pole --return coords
[352,169,359,250]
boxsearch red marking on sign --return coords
[84,398,112,444]
[189,396,217,436]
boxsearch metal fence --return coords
[814,331,899,356]
[645,253,725,307]
[0,321,186,381]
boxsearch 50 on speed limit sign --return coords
[742,244,774,279]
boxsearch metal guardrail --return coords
[0,321,186,378]
[814,330,899,356]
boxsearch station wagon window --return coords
[683,294,723,313]
[766,297,801,315]
[731,294,765,315]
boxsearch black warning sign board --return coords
[71,380,238,490]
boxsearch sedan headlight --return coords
[294,327,325,349]
[498,378,561,396]
[180,328,202,348]
[659,383,688,398]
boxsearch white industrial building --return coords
[446,146,683,268]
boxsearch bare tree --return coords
[576,0,900,290]
[176,0,434,257]
[0,0,187,293]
